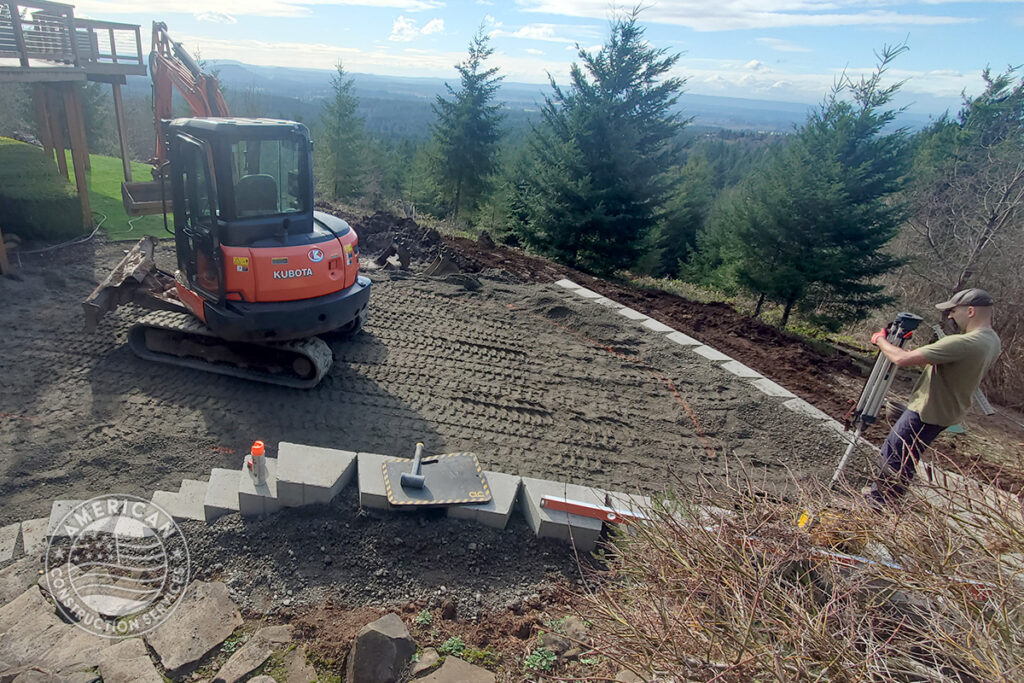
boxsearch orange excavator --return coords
[84,24,370,388]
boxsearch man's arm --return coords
[872,333,932,367]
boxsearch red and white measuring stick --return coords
[540,496,650,523]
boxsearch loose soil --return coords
[2,208,1021,681]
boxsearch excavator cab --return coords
[164,117,369,343]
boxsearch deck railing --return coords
[0,1,143,73]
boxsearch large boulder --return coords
[344,613,416,683]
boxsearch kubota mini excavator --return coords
[84,25,369,388]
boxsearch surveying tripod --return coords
[830,311,924,487]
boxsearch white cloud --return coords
[525,48,544,55]
[195,11,238,23]
[390,16,420,41]
[421,17,445,34]
[490,22,600,44]
[744,59,769,71]
[515,0,975,31]
[756,37,811,53]
[389,15,442,41]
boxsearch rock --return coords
[562,616,588,642]
[145,581,243,675]
[439,598,456,620]
[477,231,495,248]
[538,631,570,656]
[0,587,91,674]
[248,677,276,683]
[409,647,439,677]
[98,637,163,683]
[615,670,646,682]
[0,557,40,606]
[212,625,293,683]
[344,613,416,683]
[9,670,61,682]
[281,643,317,683]
[416,656,495,683]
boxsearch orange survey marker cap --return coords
[251,440,265,456]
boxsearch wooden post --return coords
[111,81,132,182]
[47,88,69,180]
[31,84,55,161]
[0,224,10,276]
[62,83,92,228]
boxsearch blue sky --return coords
[74,1,1024,113]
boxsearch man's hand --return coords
[871,329,888,346]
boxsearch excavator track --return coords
[127,310,333,388]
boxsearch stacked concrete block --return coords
[20,517,49,555]
[204,468,241,522]
[519,478,607,551]
[606,490,654,520]
[175,480,210,521]
[238,458,281,517]
[641,318,674,333]
[749,377,797,399]
[46,500,85,538]
[357,452,403,510]
[783,397,832,422]
[554,279,580,290]
[277,442,356,508]
[573,287,604,300]
[616,307,649,322]
[0,522,19,562]
[592,296,622,309]
[720,360,762,379]
[447,471,521,529]
[692,345,732,362]
[666,330,701,347]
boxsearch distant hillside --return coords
[121,60,938,140]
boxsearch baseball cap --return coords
[935,288,994,310]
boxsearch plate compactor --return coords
[83,118,370,388]
[384,443,492,507]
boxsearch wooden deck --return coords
[0,0,144,83]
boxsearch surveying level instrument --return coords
[830,311,924,487]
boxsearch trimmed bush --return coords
[0,137,83,240]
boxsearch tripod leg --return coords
[830,425,863,488]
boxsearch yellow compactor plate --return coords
[382,452,492,506]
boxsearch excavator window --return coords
[230,138,305,218]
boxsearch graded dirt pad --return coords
[0,236,845,527]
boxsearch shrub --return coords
[0,137,83,241]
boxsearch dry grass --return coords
[572,475,1024,682]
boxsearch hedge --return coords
[0,137,84,241]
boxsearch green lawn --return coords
[67,151,173,241]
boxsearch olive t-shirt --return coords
[906,328,1001,427]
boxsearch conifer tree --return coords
[696,45,910,328]
[318,62,366,202]
[510,9,686,276]
[431,27,504,220]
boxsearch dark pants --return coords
[869,409,945,502]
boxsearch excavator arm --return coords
[149,21,229,164]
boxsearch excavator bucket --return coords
[82,236,183,331]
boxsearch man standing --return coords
[864,288,1001,506]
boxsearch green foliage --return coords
[0,83,33,137]
[318,62,367,202]
[509,8,686,276]
[0,138,82,240]
[646,152,715,277]
[694,45,910,328]
[524,647,557,671]
[430,27,504,220]
[438,636,466,657]
[415,609,433,626]
[464,646,499,667]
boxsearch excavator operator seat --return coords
[235,173,278,216]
